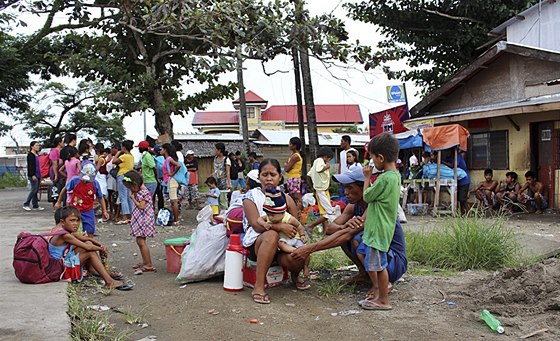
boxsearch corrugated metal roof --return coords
[233,90,267,103]
[490,1,555,36]
[174,133,244,141]
[252,129,371,146]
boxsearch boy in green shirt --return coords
[361,132,400,311]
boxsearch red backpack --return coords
[13,230,67,284]
[69,180,95,212]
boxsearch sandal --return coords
[132,263,143,269]
[252,292,270,304]
[141,266,157,272]
[295,278,311,290]
[113,283,134,291]
[360,299,392,311]
[115,220,130,225]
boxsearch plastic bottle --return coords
[480,309,505,334]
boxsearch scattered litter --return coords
[231,309,241,314]
[447,301,456,305]
[520,328,548,339]
[112,243,118,247]
[138,323,149,329]
[533,233,554,238]
[87,305,110,312]
[207,309,219,315]
[133,333,156,341]
[315,316,320,321]
[285,303,296,307]
[179,284,188,289]
[249,319,259,324]
[336,265,358,271]
[330,310,361,317]
[434,290,446,304]
[133,252,138,256]
[433,268,441,273]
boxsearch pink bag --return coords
[13,230,67,284]
[225,207,244,237]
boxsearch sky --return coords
[1,0,422,153]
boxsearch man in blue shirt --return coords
[443,150,471,214]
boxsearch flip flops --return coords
[113,283,134,291]
[295,279,311,290]
[359,299,392,311]
[115,220,130,225]
[134,266,157,275]
[252,292,270,304]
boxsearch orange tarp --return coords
[422,124,470,151]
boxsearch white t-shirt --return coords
[177,152,184,163]
[339,147,357,174]
[409,154,419,167]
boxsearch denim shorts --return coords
[365,247,388,272]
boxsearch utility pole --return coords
[236,48,251,155]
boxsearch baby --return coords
[257,188,307,254]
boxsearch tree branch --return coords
[422,8,485,24]
[260,61,290,76]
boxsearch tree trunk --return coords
[292,47,307,176]
[299,47,319,161]
[152,87,174,142]
[236,51,250,155]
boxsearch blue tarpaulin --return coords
[394,130,423,150]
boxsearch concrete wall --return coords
[430,54,560,113]
[507,2,560,51]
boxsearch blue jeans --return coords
[24,176,40,208]
[232,178,246,190]
[145,182,157,197]
[117,175,133,215]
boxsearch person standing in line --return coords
[338,135,357,199]
[248,151,260,170]
[184,150,199,209]
[153,145,165,211]
[231,151,246,191]
[23,141,45,211]
[162,143,182,224]
[284,137,303,209]
[59,133,77,163]
[49,137,63,184]
[212,142,231,210]
[137,141,157,197]
[112,140,135,224]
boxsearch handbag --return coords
[166,160,190,187]
[47,183,60,203]
[109,165,119,179]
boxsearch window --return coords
[468,130,508,170]
[246,107,256,119]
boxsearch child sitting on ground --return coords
[204,176,221,217]
[468,168,499,210]
[54,163,109,236]
[48,206,132,290]
[361,132,401,311]
[257,188,310,286]
[122,170,156,274]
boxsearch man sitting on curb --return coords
[292,167,407,285]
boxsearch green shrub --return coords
[0,172,27,188]
[405,215,520,271]
[309,248,352,270]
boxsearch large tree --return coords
[346,0,538,92]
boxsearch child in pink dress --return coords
[122,170,156,274]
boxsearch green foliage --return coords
[19,82,125,146]
[405,215,521,271]
[332,123,363,133]
[0,172,27,189]
[316,278,355,298]
[309,248,352,270]
[346,0,538,92]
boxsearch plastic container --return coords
[243,256,289,289]
[407,203,429,216]
[480,309,505,334]
[223,234,244,292]
[163,237,190,273]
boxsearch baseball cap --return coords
[186,150,194,155]
[153,145,162,152]
[136,141,150,149]
[332,167,365,184]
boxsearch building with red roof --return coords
[192,90,363,134]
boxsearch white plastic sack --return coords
[175,221,228,284]
[302,193,316,208]
[196,205,213,223]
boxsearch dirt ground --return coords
[84,209,560,341]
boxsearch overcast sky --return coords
[2,0,422,152]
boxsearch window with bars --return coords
[246,107,256,119]
[468,130,509,170]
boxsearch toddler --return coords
[204,176,221,216]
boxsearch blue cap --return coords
[332,167,365,184]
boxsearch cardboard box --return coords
[242,257,289,288]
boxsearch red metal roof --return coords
[192,104,363,126]
[262,104,362,124]
[233,90,267,103]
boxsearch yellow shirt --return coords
[286,153,302,179]
[117,153,134,176]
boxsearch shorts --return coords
[168,178,179,201]
[365,247,388,272]
[286,177,302,195]
[316,190,336,221]
[211,205,219,215]
[279,237,304,248]
[80,209,96,234]
[245,241,281,262]
[523,193,549,209]
[458,184,469,202]
[184,184,200,202]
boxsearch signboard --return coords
[404,118,434,131]
[369,105,409,138]
[386,85,406,103]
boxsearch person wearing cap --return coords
[137,141,157,198]
[184,150,199,209]
[152,145,165,211]
[112,140,135,225]
[292,166,407,288]
[54,163,109,236]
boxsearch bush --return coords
[405,215,520,271]
[0,172,27,189]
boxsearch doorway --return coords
[530,121,557,208]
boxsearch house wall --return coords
[507,2,560,51]
[430,54,560,113]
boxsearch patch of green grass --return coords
[405,214,521,271]
[67,284,130,341]
[0,172,27,189]
[316,278,355,298]
[309,248,352,270]
[122,306,148,325]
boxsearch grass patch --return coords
[309,248,352,270]
[405,214,521,271]
[122,306,148,325]
[67,284,130,340]
[0,172,27,189]
[316,278,355,298]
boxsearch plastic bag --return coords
[196,205,213,223]
[302,193,316,208]
[175,221,228,284]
